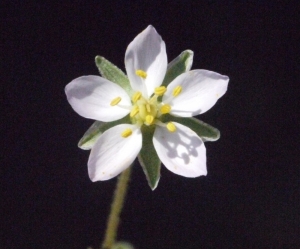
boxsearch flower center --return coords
[129,69,180,132]
[112,69,184,137]
[130,92,159,126]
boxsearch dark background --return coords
[2,1,299,248]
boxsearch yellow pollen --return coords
[130,106,139,117]
[154,86,167,96]
[110,97,121,106]
[172,86,182,97]
[166,122,176,132]
[132,91,142,103]
[145,115,154,125]
[121,128,133,138]
[135,69,147,79]
[160,104,171,114]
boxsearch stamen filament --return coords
[130,106,139,117]
[149,95,158,103]
[146,104,151,112]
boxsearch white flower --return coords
[65,25,229,182]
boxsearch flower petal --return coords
[125,25,167,97]
[153,122,207,177]
[88,124,142,181]
[163,70,229,117]
[65,76,131,122]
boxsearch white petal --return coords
[88,124,142,181]
[163,70,229,117]
[153,122,207,177]
[65,76,131,122]
[125,25,167,97]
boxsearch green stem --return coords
[101,167,132,249]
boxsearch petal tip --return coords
[88,171,99,182]
[146,24,155,31]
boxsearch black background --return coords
[2,1,300,248]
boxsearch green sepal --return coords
[162,115,220,142]
[78,121,104,150]
[78,115,131,150]
[161,50,194,87]
[95,56,134,96]
[79,56,134,150]
[138,125,161,190]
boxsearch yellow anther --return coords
[154,86,167,96]
[135,69,147,79]
[160,104,171,114]
[145,115,154,125]
[166,122,176,132]
[110,97,121,106]
[146,103,151,112]
[121,128,133,138]
[130,106,139,117]
[132,91,142,103]
[172,86,182,97]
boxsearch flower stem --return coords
[101,167,132,249]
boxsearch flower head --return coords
[65,25,229,189]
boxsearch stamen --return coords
[110,97,121,106]
[166,122,176,132]
[172,86,182,97]
[160,104,171,114]
[132,91,142,103]
[154,86,167,96]
[135,69,147,79]
[121,128,133,138]
[130,106,139,117]
[149,94,158,103]
[146,103,151,112]
[145,115,154,125]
